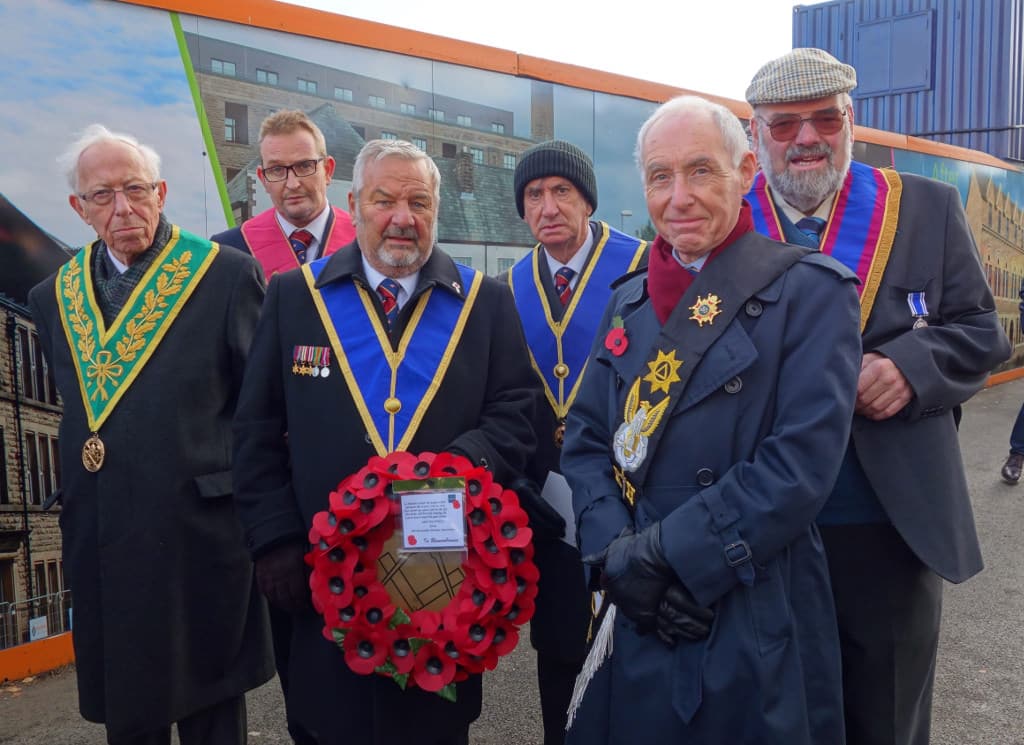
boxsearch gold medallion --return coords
[554,420,566,448]
[82,433,105,472]
[689,294,722,327]
[384,397,402,414]
[553,363,569,379]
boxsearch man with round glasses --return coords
[28,124,272,744]
[746,48,1010,745]
[212,109,355,279]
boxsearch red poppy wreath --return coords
[306,451,540,701]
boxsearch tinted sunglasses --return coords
[757,109,847,142]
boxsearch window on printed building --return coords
[334,87,353,102]
[298,78,317,95]
[256,69,278,86]
[469,148,484,165]
[497,258,515,274]
[16,327,32,399]
[491,122,505,134]
[412,138,427,151]
[0,427,8,504]
[429,109,445,122]
[381,132,398,140]
[457,115,472,127]
[369,95,386,109]
[23,432,59,507]
[401,103,416,115]
[211,59,236,76]
[0,560,13,603]
[503,154,516,170]
[224,117,237,143]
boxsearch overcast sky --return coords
[287,0,804,101]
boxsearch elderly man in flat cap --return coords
[504,140,647,744]
[746,48,1010,745]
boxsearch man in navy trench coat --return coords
[561,96,861,744]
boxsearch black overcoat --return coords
[232,244,539,744]
[28,230,273,739]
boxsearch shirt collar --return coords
[275,202,331,251]
[543,224,594,285]
[360,254,419,310]
[772,187,836,224]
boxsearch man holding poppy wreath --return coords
[232,138,539,745]
[504,140,647,745]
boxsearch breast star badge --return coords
[642,349,683,395]
[689,294,722,326]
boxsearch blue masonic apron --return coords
[303,260,482,455]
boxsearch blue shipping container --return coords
[793,0,1024,165]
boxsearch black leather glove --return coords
[583,523,673,632]
[510,477,566,540]
[654,582,714,647]
[254,541,310,613]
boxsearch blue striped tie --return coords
[377,278,401,328]
[554,266,576,306]
[795,217,827,247]
[289,229,314,263]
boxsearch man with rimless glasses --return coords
[747,48,1009,745]
[212,109,355,280]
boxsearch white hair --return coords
[351,138,441,205]
[58,124,161,192]
[635,95,750,177]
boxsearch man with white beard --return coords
[746,48,1009,745]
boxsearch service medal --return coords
[689,294,722,327]
[82,433,105,472]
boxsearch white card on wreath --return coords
[399,488,466,551]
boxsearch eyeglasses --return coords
[78,182,159,206]
[261,158,323,182]
[757,110,847,142]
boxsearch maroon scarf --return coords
[647,201,754,324]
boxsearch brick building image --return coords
[0,194,73,652]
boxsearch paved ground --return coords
[2,378,1024,744]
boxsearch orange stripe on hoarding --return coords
[0,633,75,682]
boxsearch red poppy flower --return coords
[412,641,457,692]
[343,626,390,675]
[353,587,394,629]
[490,620,519,656]
[604,326,628,356]
[389,623,418,674]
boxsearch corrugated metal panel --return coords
[793,0,1024,163]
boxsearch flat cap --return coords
[745,48,857,106]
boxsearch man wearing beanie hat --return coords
[505,139,646,744]
[746,48,1010,745]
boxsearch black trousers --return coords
[106,695,246,745]
[537,652,583,745]
[820,523,942,745]
[269,604,317,745]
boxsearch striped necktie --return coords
[554,266,576,306]
[795,217,827,247]
[289,229,314,264]
[377,278,401,328]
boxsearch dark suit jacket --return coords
[232,243,539,742]
[776,172,1010,582]
[28,231,273,738]
[500,222,648,663]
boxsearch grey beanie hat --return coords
[513,140,597,218]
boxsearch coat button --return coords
[745,300,763,317]
[364,433,372,444]
[696,468,715,486]
[724,376,743,394]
